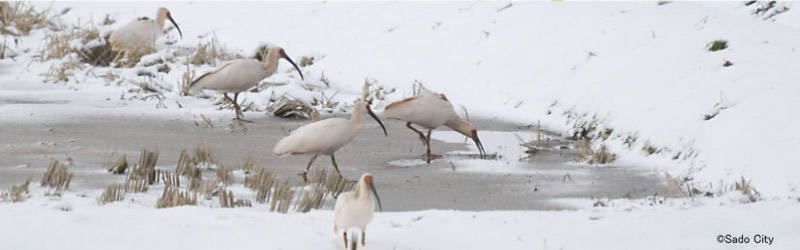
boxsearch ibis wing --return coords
[382,93,455,129]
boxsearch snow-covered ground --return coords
[2,1,799,249]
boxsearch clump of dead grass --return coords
[157,169,180,187]
[40,56,84,83]
[294,187,325,212]
[411,79,428,96]
[319,71,330,87]
[219,187,252,208]
[97,184,125,205]
[179,58,196,96]
[310,91,339,111]
[360,78,395,104]
[216,166,232,186]
[1,179,31,203]
[40,23,115,66]
[576,139,615,164]
[176,149,202,179]
[193,140,217,167]
[244,168,276,203]
[190,36,239,66]
[715,176,760,202]
[0,1,62,36]
[299,55,315,67]
[251,43,270,62]
[270,179,293,213]
[241,146,257,173]
[124,177,148,193]
[307,165,355,198]
[156,186,197,208]
[128,149,159,185]
[40,158,73,191]
[267,94,313,119]
[106,153,128,174]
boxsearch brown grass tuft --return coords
[218,188,252,208]
[156,186,197,208]
[216,166,232,186]
[1,179,31,203]
[576,139,615,164]
[251,43,270,62]
[194,140,217,166]
[190,36,239,66]
[241,146,257,173]
[270,179,293,213]
[299,56,314,67]
[1,1,61,36]
[40,158,73,191]
[244,168,275,203]
[179,58,195,96]
[128,149,159,184]
[124,177,148,193]
[158,169,180,187]
[294,187,325,212]
[97,184,125,205]
[267,94,313,119]
[176,149,201,179]
[308,165,355,198]
[41,57,84,83]
[106,153,128,174]
[411,79,427,96]
[360,78,395,104]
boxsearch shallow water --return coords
[0,113,663,211]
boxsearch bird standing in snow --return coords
[109,7,183,55]
[334,173,382,249]
[382,92,486,162]
[272,101,387,181]
[189,46,304,122]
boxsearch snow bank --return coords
[26,1,798,197]
[1,194,797,250]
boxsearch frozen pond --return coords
[0,110,663,211]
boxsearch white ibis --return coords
[272,101,387,181]
[109,7,183,55]
[334,173,382,249]
[382,92,486,162]
[189,46,304,122]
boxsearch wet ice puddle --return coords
[387,130,575,174]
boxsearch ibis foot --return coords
[233,117,254,123]
[298,171,308,182]
[423,153,442,160]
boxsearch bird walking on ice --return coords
[334,173,383,249]
[272,102,387,181]
[109,7,183,56]
[189,46,304,122]
[382,92,486,162]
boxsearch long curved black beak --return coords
[280,53,305,81]
[368,182,382,212]
[366,106,388,137]
[474,137,486,158]
[472,130,486,158]
[167,16,183,39]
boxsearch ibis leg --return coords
[343,231,348,249]
[224,93,252,123]
[362,230,366,246]
[331,155,342,175]
[424,129,442,163]
[298,155,318,182]
[406,122,428,147]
